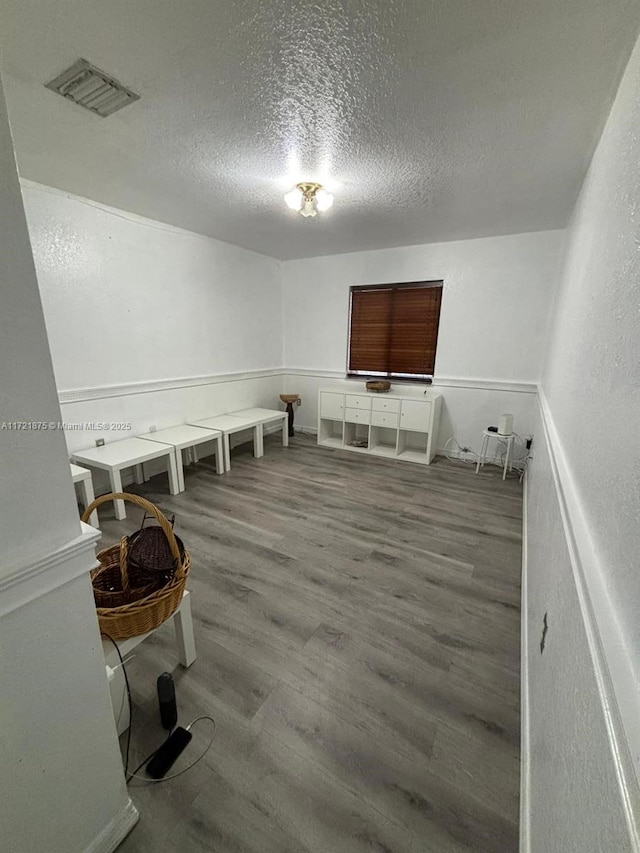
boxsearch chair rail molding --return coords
[0,523,101,617]
[284,368,537,394]
[537,390,640,847]
[58,367,286,404]
[58,368,537,406]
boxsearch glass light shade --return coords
[315,189,334,211]
[300,199,317,217]
[284,188,303,210]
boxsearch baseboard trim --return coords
[520,474,531,853]
[538,391,640,848]
[84,797,139,853]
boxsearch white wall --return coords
[0,76,134,853]
[524,420,636,853]
[20,185,565,464]
[281,230,564,454]
[524,32,640,852]
[0,191,79,569]
[20,182,284,456]
[24,182,283,388]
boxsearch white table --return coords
[139,424,224,492]
[229,408,289,450]
[475,429,516,481]
[103,589,196,736]
[72,437,179,520]
[188,414,264,471]
[70,463,98,527]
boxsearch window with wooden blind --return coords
[347,282,443,380]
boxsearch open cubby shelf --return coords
[317,388,442,467]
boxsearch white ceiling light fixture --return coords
[284,182,334,218]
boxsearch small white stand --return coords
[138,424,224,491]
[103,589,196,736]
[72,437,180,520]
[475,429,515,481]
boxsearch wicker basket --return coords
[366,380,391,393]
[91,535,159,608]
[81,493,190,640]
[127,517,185,588]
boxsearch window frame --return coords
[346,280,443,383]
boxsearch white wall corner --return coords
[83,798,139,853]
[0,523,101,617]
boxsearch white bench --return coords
[188,413,264,471]
[72,437,180,520]
[229,407,289,450]
[71,407,289,514]
[138,424,224,491]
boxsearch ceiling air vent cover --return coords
[45,58,139,117]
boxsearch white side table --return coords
[102,589,196,736]
[138,424,224,492]
[188,414,263,471]
[72,437,179,520]
[70,463,98,527]
[475,429,515,481]
[229,408,289,449]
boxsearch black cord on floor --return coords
[126,716,216,784]
[126,738,169,782]
[101,634,216,785]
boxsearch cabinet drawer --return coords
[371,410,399,428]
[345,407,371,425]
[345,394,371,410]
[320,392,344,420]
[400,400,431,431]
[372,397,400,414]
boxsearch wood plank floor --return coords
[107,433,522,853]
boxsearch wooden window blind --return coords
[348,282,442,379]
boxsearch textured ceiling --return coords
[1,0,638,260]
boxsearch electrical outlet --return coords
[95,438,105,447]
[296,398,302,406]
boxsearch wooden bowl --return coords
[366,380,391,393]
[280,394,299,404]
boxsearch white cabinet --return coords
[400,399,431,431]
[317,387,442,466]
[371,410,399,428]
[372,397,400,413]
[345,407,371,425]
[320,392,344,420]
[345,394,370,409]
